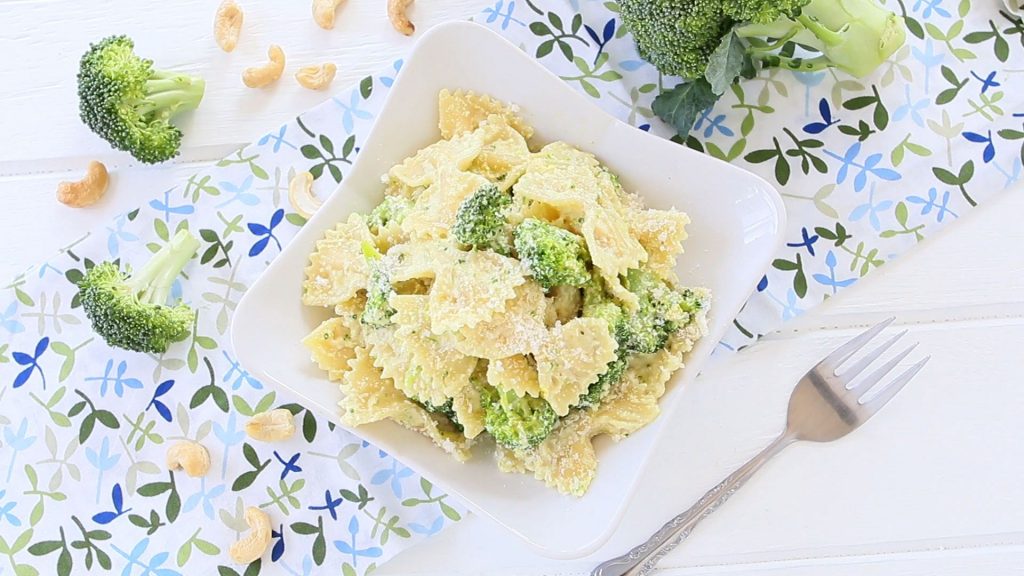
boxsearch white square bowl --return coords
[232,21,786,559]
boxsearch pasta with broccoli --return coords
[301,89,710,496]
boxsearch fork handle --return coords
[592,433,794,576]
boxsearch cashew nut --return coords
[166,440,211,478]
[57,161,109,208]
[313,0,345,29]
[245,409,296,441]
[243,45,285,88]
[388,0,415,36]
[288,171,323,218]
[295,63,337,91]
[229,507,271,564]
[214,0,244,52]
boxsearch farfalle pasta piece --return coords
[486,355,541,398]
[338,347,411,426]
[401,167,491,240]
[467,115,532,189]
[340,348,473,460]
[385,239,455,282]
[301,317,361,380]
[388,131,484,188]
[389,295,478,405]
[455,282,548,360]
[451,382,486,439]
[302,214,375,307]
[428,250,525,334]
[514,143,598,216]
[629,208,690,280]
[535,317,619,416]
[582,204,648,278]
[589,371,665,441]
[363,325,410,385]
[438,89,534,140]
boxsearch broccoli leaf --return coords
[652,78,720,137]
[705,31,756,95]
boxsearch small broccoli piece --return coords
[360,242,396,328]
[367,195,411,232]
[579,276,630,408]
[577,350,630,409]
[77,229,199,353]
[576,270,707,406]
[77,35,206,164]
[418,398,464,432]
[582,273,624,331]
[452,184,513,254]
[481,385,558,450]
[619,268,706,354]
[513,219,590,290]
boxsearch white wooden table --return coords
[2,2,1022,574]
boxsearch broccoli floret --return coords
[582,273,624,330]
[576,270,707,406]
[78,35,205,164]
[513,219,590,290]
[77,229,199,353]
[452,184,513,254]
[620,269,706,354]
[360,242,396,328]
[481,385,558,450]
[620,0,905,80]
[367,195,411,232]
[583,268,705,355]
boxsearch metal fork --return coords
[593,317,930,576]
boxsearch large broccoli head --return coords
[77,229,199,353]
[513,218,590,290]
[452,184,513,254]
[619,0,735,80]
[78,35,205,164]
[481,385,557,450]
[620,0,905,81]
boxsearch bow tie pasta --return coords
[301,89,710,496]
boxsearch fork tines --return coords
[826,317,930,411]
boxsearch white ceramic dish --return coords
[232,20,785,559]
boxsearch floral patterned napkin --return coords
[1,1,1022,574]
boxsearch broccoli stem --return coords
[794,14,846,47]
[735,20,801,42]
[138,71,205,118]
[736,0,907,78]
[744,29,800,53]
[127,229,199,305]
